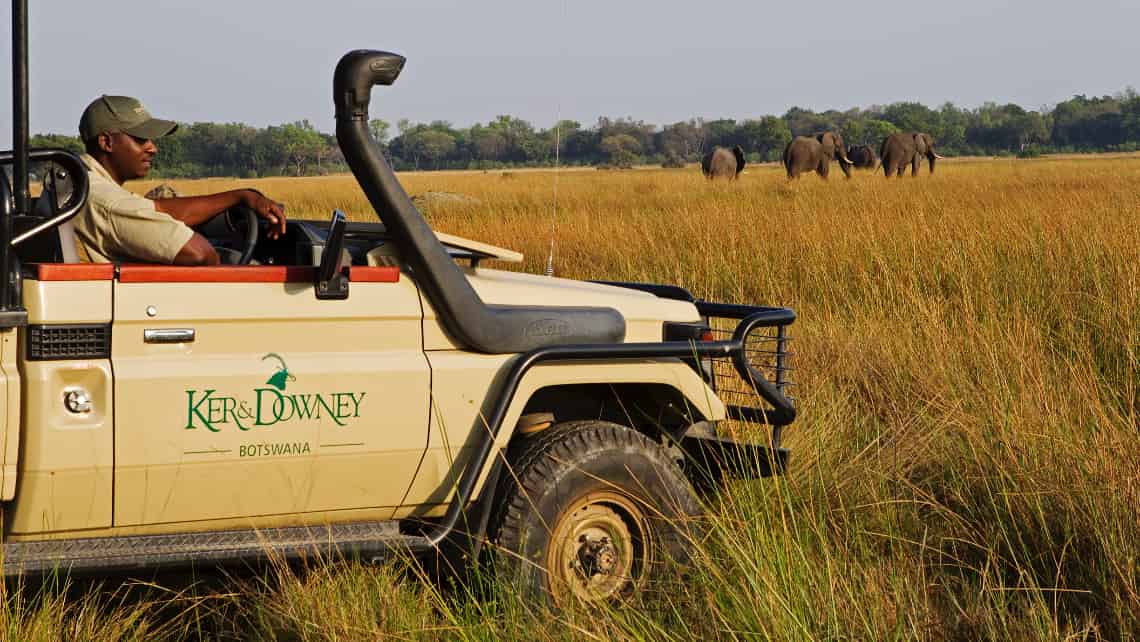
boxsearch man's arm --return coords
[173,233,221,265]
[152,189,287,239]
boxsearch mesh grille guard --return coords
[592,280,797,429]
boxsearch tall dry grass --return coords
[7,157,1135,640]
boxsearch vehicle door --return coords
[111,264,429,527]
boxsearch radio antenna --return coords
[544,120,560,277]
[544,0,567,278]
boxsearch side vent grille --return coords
[26,324,111,361]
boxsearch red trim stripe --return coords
[348,266,400,283]
[118,265,314,283]
[117,265,400,284]
[35,263,115,281]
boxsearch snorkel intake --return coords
[333,50,625,353]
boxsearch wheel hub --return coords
[547,492,652,605]
[577,534,617,576]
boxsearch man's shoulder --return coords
[80,157,152,213]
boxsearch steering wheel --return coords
[191,204,260,264]
[223,205,260,265]
[190,204,263,265]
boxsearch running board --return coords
[3,520,431,576]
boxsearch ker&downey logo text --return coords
[184,353,366,432]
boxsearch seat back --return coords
[15,162,82,264]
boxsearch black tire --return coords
[489,420,702,606]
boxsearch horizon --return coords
[17,84,1140,137]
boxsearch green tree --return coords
[936,102,969,152]
[782,107,840,137]
[861,120,901,148]
[368,119,391,145]
[406,130,457,169]
[265,121,326,176]
[1121,89,1140,143]
[702,118,738,149]
[882,102,941,134]
[596,117,656,157]
[969,104,1050,151]
[486,115,541,162]
[546,120,582,162]
[656,120,703,161]
[738,117,791,161]
[599,133,640,168]
[30,133,83,154]
[470,126,507,161]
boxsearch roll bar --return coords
[3,1,90,323]
[2,149,90,246]
[4,0,30,315]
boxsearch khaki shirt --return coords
[73,154,193,263]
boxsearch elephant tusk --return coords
[933,153,945,159]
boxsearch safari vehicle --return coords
[0,5,796,604]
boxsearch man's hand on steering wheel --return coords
[239,189,287,239]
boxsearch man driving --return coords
[74,95,286,264]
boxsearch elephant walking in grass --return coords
[879,132,944,177]
[701,145,746,179]
[846,145,876,169]
[783,132,854,179]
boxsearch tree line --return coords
[31,89,1140,177]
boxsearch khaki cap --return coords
[79,95,178,142]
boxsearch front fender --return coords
[396,356,723,517]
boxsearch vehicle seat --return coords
[14,163,83,264]
[56,219,82,263]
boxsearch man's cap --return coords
[79,95,178,142]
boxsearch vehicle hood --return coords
[419,267,700,349]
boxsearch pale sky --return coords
[1,0,1138,145]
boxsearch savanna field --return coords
[5,157,1137,640]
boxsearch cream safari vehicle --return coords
[1,37,797,604]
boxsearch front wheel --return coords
[489,420,702,606]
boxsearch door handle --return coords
[144,328,196,344]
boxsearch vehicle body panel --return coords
[7,278,114,532]
[0,328,19,501]
[110,272,430,526]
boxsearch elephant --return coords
[701,145,745,179]
[782,132,854,179]
[878,132,945,177]
[846,145,877,169]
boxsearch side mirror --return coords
[315,210,349,300]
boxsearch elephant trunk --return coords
[928,154,937,175]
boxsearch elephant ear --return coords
[818,132,835,154]
[913,133,927,154]
[732,145,746,172]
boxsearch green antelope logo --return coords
[183,353,366,432]
[262,353,295,391]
